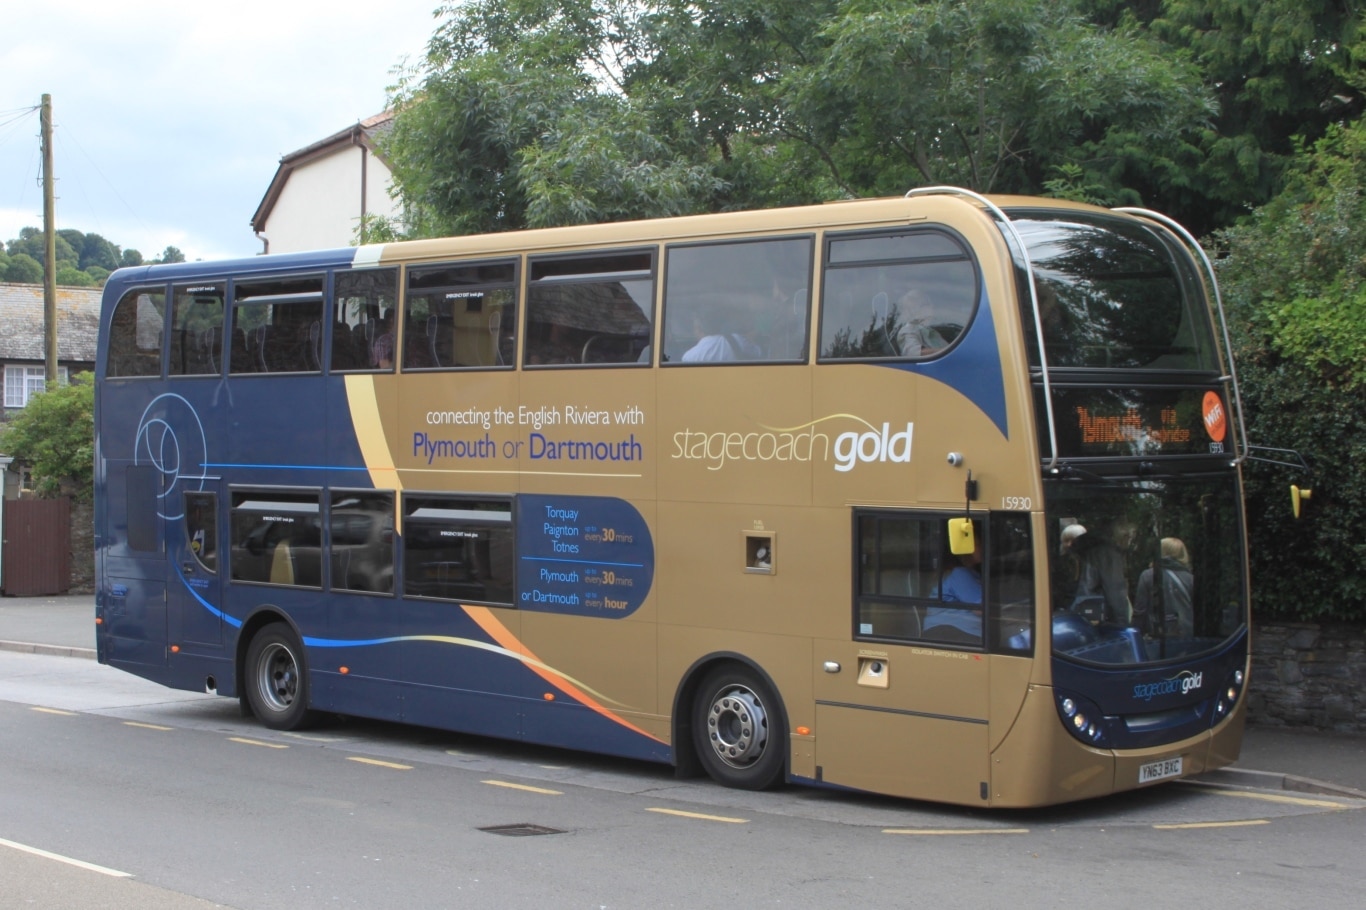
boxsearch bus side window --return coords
[330,490,395,594]
[661,237,812,365]
[106,288,166,377]
[403,495,514,605]
[184,491,218,573]
[986,512,1034,655]
[230,276,325,375]
[229,491,322,588]
[855,511,1001,648]
[332,268,398,372]
[169,285,225,376]
[405,261,517,370]
[525,251,654,367]
[818,229,977,361]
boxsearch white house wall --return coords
[263,146,400,254]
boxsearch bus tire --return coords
[244,622,316,731]
[692,665,785,790]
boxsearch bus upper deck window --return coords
[404,260,517,370]
[818,229,978,362]
[661,237,813,365]
[107,288,167,377]
[526,251,654,367]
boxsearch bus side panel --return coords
[815,704,989,804]
[519,610,671,761]
[395,602,525,740]
[99,456,169,676]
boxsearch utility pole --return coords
[41,93,58,385]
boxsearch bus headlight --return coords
[1214,668,1246,719]
[1055,691,1109,747]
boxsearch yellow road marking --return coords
[0,837,133,878]
[883,828,1029,836]
[123,721,173,731]
[1154,819,1271,830]
[229,736,289,750]
[1214,790,1354,810]
[482,780,563,795]
[347,756,412,770]
[30,707,76,716]
[646,808,748,824]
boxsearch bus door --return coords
[813,510,993,803]
[168,486,224,650]
[101,461,169,671]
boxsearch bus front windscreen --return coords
[1044,473,1245,666]
[1012,212,1220,372]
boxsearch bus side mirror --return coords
[1291,484,1313,519]
[947,517,975,556]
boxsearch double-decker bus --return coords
[93,188,1249,807]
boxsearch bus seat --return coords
[331,549,352,590]
[308,321,322,370]
[427,315,441,367]
[872,291,889,323]
[254,325,269,372]
[197,326,219,373]
[270,541,295,585]
[878,569,913,597]
[291,546,322,587]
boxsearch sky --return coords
[1,1,443,263]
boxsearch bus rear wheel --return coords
[692,666,785,790]
[244,623,316,730]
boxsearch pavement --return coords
[3,593,1363,798]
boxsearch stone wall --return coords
[1247,621,1366,733]
[69,497,94,594]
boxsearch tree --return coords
[7,226,78,270]
[153,246,186,264]
[385,1,1217,234]
[1143,0,1362,234]
[1217,120,1366,622]
[4,252,43,284]
[0,373,95,500]
[55,265,96,287]
[386,0,721,234]
[778,0,1214,204]
[79,233,122,272]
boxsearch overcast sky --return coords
[1,2,442,263]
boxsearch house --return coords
[0,282,99,411]
[0,281,100,498]
[249,112,403,255]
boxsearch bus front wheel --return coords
[244,623,316,730]
[692,666,785,790]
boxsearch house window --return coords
[4,366,69,408]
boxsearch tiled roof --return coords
[0,282,101,362]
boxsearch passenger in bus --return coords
[370,314,395,369]
[682,302,762,362]
[1064,524,1132,624]
[891,289,949,357]
[925,532,983,638]
[1132,537,1195,638]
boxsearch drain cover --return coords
[478,823,566,837]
